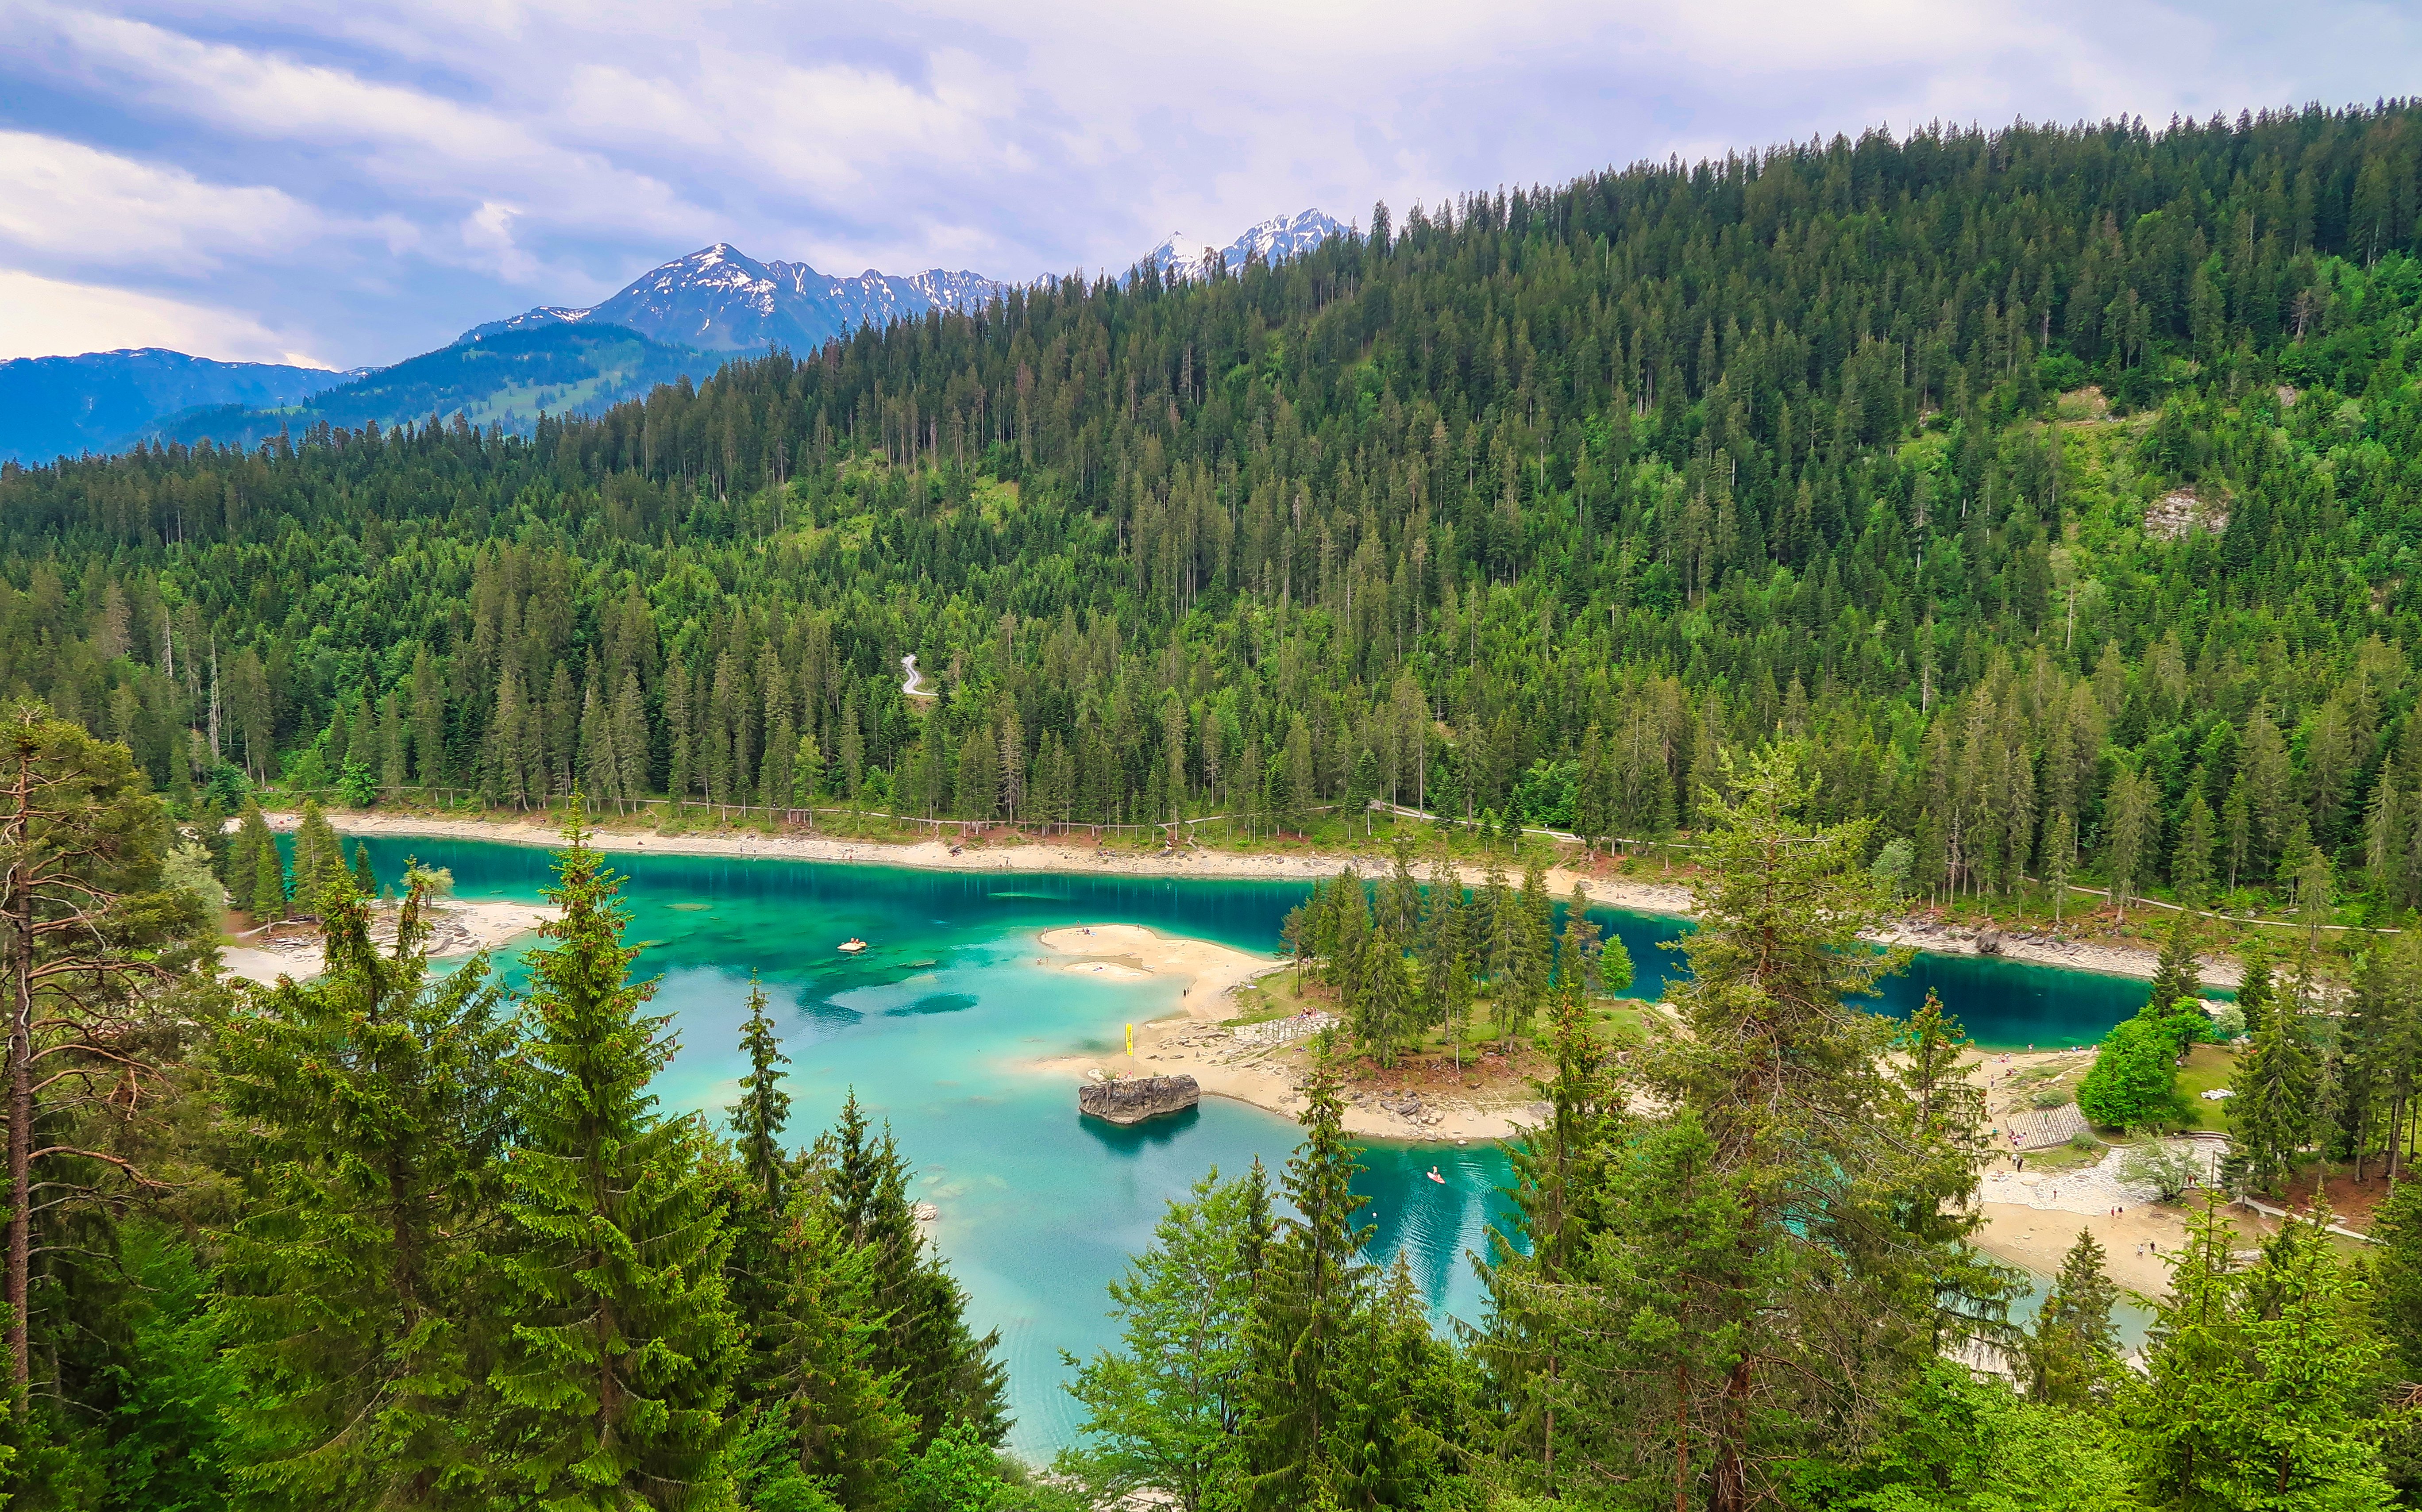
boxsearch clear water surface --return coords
[325,836,2161,1455]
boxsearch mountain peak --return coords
[1141,209,1348,283]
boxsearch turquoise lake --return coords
[330,836,2161,1455]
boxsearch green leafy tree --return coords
[1061,1169,1258,1512]
[490,807,739,1509]
[2078,1017,2180,1130]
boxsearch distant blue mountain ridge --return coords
[0,348,343,465]
[7,210,1348,464]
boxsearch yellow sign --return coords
[1125,1023,1134,1057]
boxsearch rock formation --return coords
[1079,1073,1200,1125]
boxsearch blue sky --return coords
[3,0,2417,370]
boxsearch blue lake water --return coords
[324,836,2161,1454]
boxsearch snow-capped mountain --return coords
[1140,210,1350,283]
[460,245,1008,351]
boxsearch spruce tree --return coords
[729,974,792,1208]
[1353,926,1412,1066]
[1242,1046,1374,1508]
[219,870,517,1507]
[350,839,377,898]
[2022,1228,2119,1407]
[820,1093,1008,1450]
[1536,748,1992,1511]
[490,807,739,1509]
[1480,989,1625,1482]
[253,834,289,920]
[2128,1201,2393,1509]
[2230,984,2316,1193]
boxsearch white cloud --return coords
[0,131,322,266]
[0,268,328,365]
[3,0,2417,363]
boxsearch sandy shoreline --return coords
[268,809,2209,984]
[219,897,559,987]
[1026,923,1539,1140]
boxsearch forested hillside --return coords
[8,105,2422,921]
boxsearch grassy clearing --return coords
[2175,1042,2240,1132]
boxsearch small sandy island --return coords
[218,898,559,988]
[1028,923,1541,1140]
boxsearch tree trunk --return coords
[4,754,30,1397]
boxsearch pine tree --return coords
[2022,1228,2119,1407]
[219,869,517,1506]
[289,799,344,917]
[1480,990,1625,1484]
[729,974,792,1208]
[749,1197,911,1508]
[2230,981,2316,1193]
[253,830,289,920]
[1538,748,1989,1511]
[1242,1045,1377,1509]
[2128,1201,2393,1510]
[819,1093,1008,1450]
[1353,926,1413,1066]
[350,839,376,898]
[490,805,739,1509]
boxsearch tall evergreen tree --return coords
[219,871,517,1507]
[1242,1046,1375,1508]
[2022,1228,2120,1408]
[490,807,739,1509]
[728,974,792,1208]
[819,1093,1008,1450]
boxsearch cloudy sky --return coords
[3,0,2417,370]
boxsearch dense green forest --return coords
[1,728,2413,1510]
[7,107,2422,929]
[6,101,2422,1505]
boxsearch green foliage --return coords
[217,870,517,1506]
[2077,1017,2182,1130]
[818,1093,1010,1451]
[2023,1229,2121,1409]
[2126,1202,2395,1512]
[10,111,2422,949]
[95,1224,229,1512]
[490,805,740,1508]
[1060,1169,1260,1509]
[729,974,792,1207]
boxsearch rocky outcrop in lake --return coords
[1079,1074,1200,1125]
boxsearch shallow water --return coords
[328,837,2161,1452]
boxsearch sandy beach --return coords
[1026,923,1542,1140]
[266,808,2210,983]
[218,897,559,987]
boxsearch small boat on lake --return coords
[838,938,869,954]
[1426,1168,1446,1185]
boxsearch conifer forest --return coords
[0,105,2421,1508]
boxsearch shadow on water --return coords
[1076,1104,1204,1153]
[885,993,979,1017]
